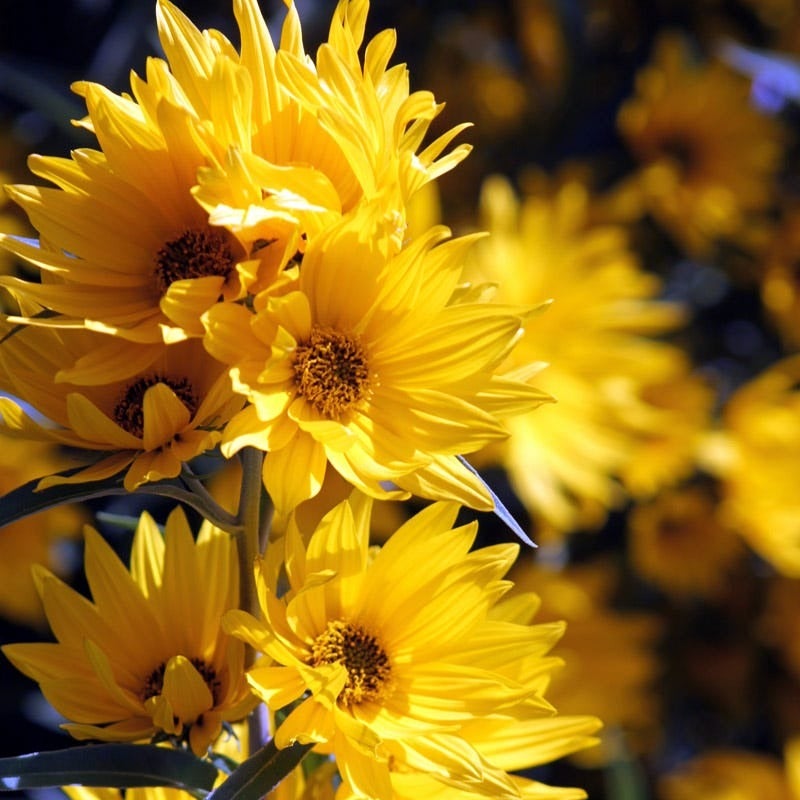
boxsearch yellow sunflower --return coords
[224,492,594,800]
[509,558,661,766]
[618,32,784,257]
[471,174,690,537]
[700,355,800,577]
[0,325,242,490]
[202,202,549,515]
[627,485,745,599]
[0,435,85,627]
[0,0,470,359]
[2,507,255,756]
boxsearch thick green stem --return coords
[235,447,270,756]
[237,447,265,625]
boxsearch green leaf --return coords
[457,456,536,547]
[207,740,313,800]
[0,468,241,534]
[0,744,218,792]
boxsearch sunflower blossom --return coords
[0,325,242,490]
[471,175,699,537]
[224,492,599,800]
[618,32,784,257]
[2,508,256,755]
[202,202,549,515]
[0,0,469,360]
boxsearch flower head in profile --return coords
[2,508,255,756]
[224,492,597,800]
[471,175,693,537]
[700,354,800,577]
[203,202,549,515]
[618,32,784,257]
[0,326,242,490]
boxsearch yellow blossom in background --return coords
[203,202,549,516]
[224,492,599,800]
[2,508,256,756]
[0,435,84,627]
[618,32,784,258]
[627,485,745,599]
[700,355,800,577]
[759,577,800,682]
[759,204,800,350]
[471,174,688,537]
[658,748,793,800]
[510,558,661,766]
[0,326,242,490]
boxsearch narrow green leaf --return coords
[0,744,218,792]
[207,740,313,800]
[0,468,241,534]
[457,456,536,547]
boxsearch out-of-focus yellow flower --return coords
[658,748,793,800]
[0,326,242,490]
[3,508,256,756]
[510,558,661,766]
[618,32,784,257]
[759,205,800,349]
[225,492,598,800]
[627,485,745,599]
[618,370,715,499]
[203,202,549,516]
[0,0,470,359]
[472,174,688,537]
[0,435,84,627]
[700,355,800,577]
[759,577,800,682]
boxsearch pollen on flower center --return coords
[141,657,222,705]
[114,375,199,438]
[292,325,370,419]
[154,227,235,295]
[309,620,392,707]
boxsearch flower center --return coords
[309,620,392,707]
[154,227,235,295]
[141,657,222,705]
[657,134,699,177]
[114,375,199,438]
[292,325,370,419]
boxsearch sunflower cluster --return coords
[4,0,800,798]
[0,0,600,799]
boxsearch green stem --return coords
[235,447,269,756]
[237,447,265,627]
